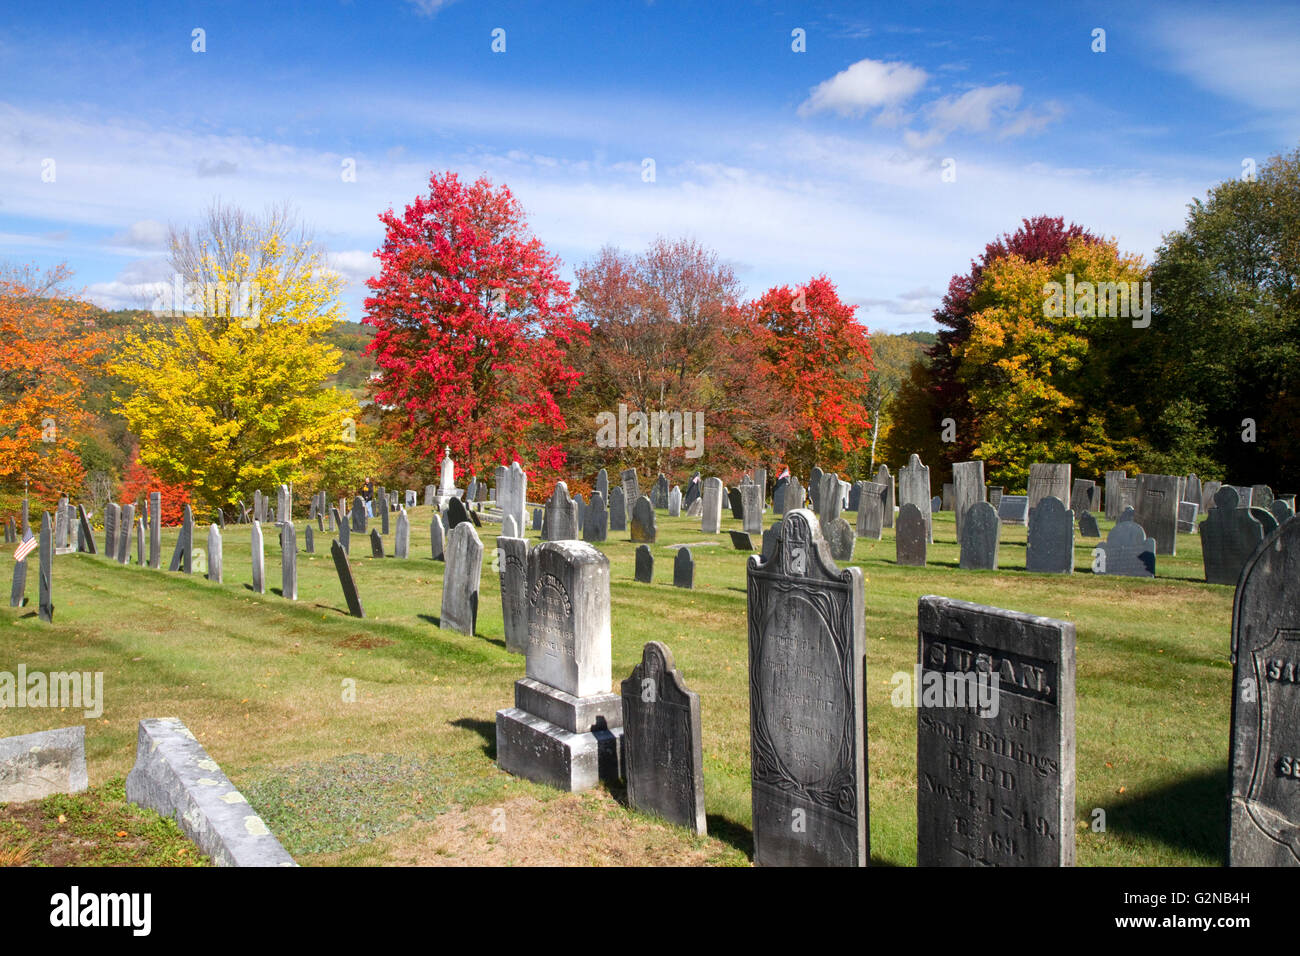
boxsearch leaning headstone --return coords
[1202,486,1267,586]
[446,496,471,530]
[1134,473,1180,556]
[1078,511,1100,538]
[741,482,763,535]
[876,465,895,528]
[1026,496,1074,574]
[729,530,755,551]
[916,596,1076,866]
[951,460,985,542]
[997,495,1029,526]
[543,483,578,541]
[958,500,1000,570]
[747,509,866,866]
[251,521,266,594]
[281,523,297,599]
[330,539,364,617]
[634,544,653,583]
[207,524,223,583]
[1177,500,1200,534]
[440,521,483,634]
[1093,520,1156,577]
[700,477,723,534]
[620,641,706,834]
[168,504,194,573]
[683,472,702,511]
[629,495,657,543]
[855,481,885,540]
[1228,516,1300,865]
[728,487,744,521]
[608,486,627,532]
[495,540,622,792]
[668,486,682,517]
[673,547,694,589]
[583,490,607,543]
[77,505,96,556]
[1027,462,1071,515]
[898,454,933,543]
[896,503,927,567]
[38,513,53,622]
[686,498,702,518]
[498,535,529,655]
[825,516,855,562]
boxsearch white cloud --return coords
[106,219,169,250]
[798,59,929,118]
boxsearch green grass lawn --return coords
[0,503,1232,866]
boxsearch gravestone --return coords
[278,484,291,524]
[498,461,528,539]
[281,523,297,599]
[76,505,95,556]
[439,446,456,497]
[755,468,767,510]
[1228,516,1300,865]
[117,503,135,564]
[634,544,653,583]
[941,483,953,511]
[207,524,223,583]
[621,641,706,834]
[876,465,895,528]
[169,505,194,573]
[330,539,364,617]
[1251,485,1275,510]
[668,486,682,517]
[583,490,607,543]
[495,540,622,792]
[305,525,314,553]
[686,498,702,517]
[1027,463,1071,516]
[135,517,145,566]
[652,474,670,509]
[855,481,885,540]
[773,476,789,514]
[784,477,804,513]
[1078,511,1100,538]
[440,521,483,634]
[1116,505,1135,523]
[1272,499,1295,524]
[1228,485,1254,508]
[741,482,763,535]
[747,509,866,866]
[621,468,640,509]
[809,465,824,513]
[701,478,723,534]
[930,495,941,514]
[502,514,518,538]
[1026,496,1074,574]
[629,494,657,544]
[395,508,410,558]
[38,514,53,622]
[1202,487,1267,585]
[847,481,863,512]
[952,460,986,542]
[572,493,586,535]
[729,530,755,551]
[104,503,119,558]
[608,486,627,533]
[997,495,1028,526]
[1177,501,1200,534]
[825,516,855,562]
[989,486,1004,510]
[251,521,265,594]
[369,528,384,558]
[896,503,927,567]
[728,487,744,521]
[380,493,390,535]
[351,495,366,533]
[898,453,933,543]
[673,547,694,589]
[1093,520,1155,577]
[817,472,842,525]
[54,505,68,554]
[1069,479,1096,517]
[498,534,529,655]
[9,530,32,607]
[1134,473,1180,556]
[1183,474,1202,505]
[683,472,701,511]
[595,468,609,504]
[430,512,445,561]
[1201,480,1224,513]
[916,596,1076,866]
[1106,473,1137,519]
[466,477,478,504]
[1252,507,1279,536]
[425,484,436,507]
[446,496,471,530]
[959,500,1000,571]
[334,506,349,553]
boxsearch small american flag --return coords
[14,537,37,563]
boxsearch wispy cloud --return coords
[798,59,929,118]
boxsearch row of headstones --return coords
[494,505,1300,865]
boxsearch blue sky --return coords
[2,0,1298,331]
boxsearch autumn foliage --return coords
[116,450,193,525]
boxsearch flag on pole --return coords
[777,465,791,481]
[14,536,37,563]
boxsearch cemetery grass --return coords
[0,508,1231,866]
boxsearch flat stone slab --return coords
[125,717,296,867]
[0,726,88,803]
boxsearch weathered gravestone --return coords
[334,506,349,553]
[876,465,895,528]
[1228,516,1300,865]
[899,454,933,543]
[855,481,885,540]
[54,503,68,554]
[351,495,366,533]
[621,641,706,834]
[117,503,135,564]
[1194,478,1218,511]
[498,534,529,655]
[652,474,670,509]
[896,503,927,567]
[595,468,608,504]
[281,523,297,599]
[773,475,789,514]
[1135,473,1180,556]
[634,544,653,583]
[77,506,95,555]
[38,513,52,622]
[1026,496,1074,574]
[502,514,518,538]
[784,477,804,513]
[673,547,694,589]
[543,483,579,542]
[952,460,986,542]
[583,490,607,543]
[1070,479,1096,517]
[135,517,145,566]
[379,493,390,535]
[305,524,314,553]
[728,487,744,521]
[668,486,682,517]
[847,481,863,513]
[207,524,223,583]
[9,530,32,607]
[683,473,701,511]
[1078,511,1100,538]
[997,495,1029,526]
[701,477,724,534]
[1106,473,1137,520]
[370,528,384,558]
[1183,474,1202,505]
[630,495,657,544]
[941,483,954,512]
[930,495,942,514]
[1272,499,1296,525]
[817,472,842,525]
[988,486,1004,510]
[1202,487,1267,585]
[621,468,640,509]
[741,482,763,535]
[0,726,87,803]
[104,503,119,558]
[250,521,266,594]
[330,539,364,618]
[825,516,855,562]
[1251,485,1275,510]
[686,498,702,518]
[495,540,622,791]
[445,496,472,531]
[958,500,1000,571]
[916,596,1076,866]
[729,530,755,551]
[572,493,586,535]
[441,521,483,634]
[809,465,824,513]
[1177,501,1200,534]
[394,508,410,559]
[747,509,866,866]
[424,484,436,507]
[1027,463,1071,516]
[1092,520,1156,577]
[608,486,627,533]
[168,504,194,573]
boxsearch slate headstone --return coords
[1078,511,1100,538]
[1025,496,1074,574]
[305,524,314,553]
[441,521,483,634]
[1251,485,1275,510]
[369,528,384,558]
[595,468,608,504]
[1177,500,1200,534]
[1069,479,1096,517]
[1135,473,1179,556]
[876,465,895,528]
[809,465,824,513]
[351,495,366,533]
[825,516,854,562]
[394,507,410,558]
[498,534,529,655]
[855,481,885,540]
[38,513,53,622]
[896,502,927,567]
[251,521,265,594]
[446,496,472,530]
[952,460,986,542]
[207,524,223,583]
[330,539,364,617]
[621,468,640,509]
[1093,520,1155,577]
[741,482,763,535]
[104,502,119,558]
[429,512,445,561]
[958,500,1000,571]
[608,486,626,533]
[1202,487,1266,585]
[1271,499,1295,524]
[728,486,744,521]
[701,477,723,534]
[634,544,653,583]
[997,495,1028,526]
[280,522,297,599]
[673,547,694,589]
[583,490,607,543]
[168,504,194,573]
[898,453,933,543]
[729,530,755,551]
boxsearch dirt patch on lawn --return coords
[335,633,395,650]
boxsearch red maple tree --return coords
[363,172,585,488]
[117,449,193,526]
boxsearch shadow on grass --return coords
[1105,764,1228,862]
[706,814,754,859]
[451,717,496,760]
[417,613,443,628]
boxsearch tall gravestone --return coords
[630,496,657,544]
[728,487,744,521]
[1106,470,1132,519]
[876,465,895,529]
[498,534,529,655]
[430,512,445,561]
[855,480,885,540]
[621,641,706,834]
[445,496,471,530]
[1027,463,1071,516]
[809,466,824,514]
[668,486,682,517]
[334,506,349,554]
[330,539,364,618]
[1202,487,1267,585]
[77,505,95,556]
[379,493,390,535]
[634,544,653,583]
[251,521,265,594]
[652,474,670,509]
[207,524,223,583]
[104,503,120,559]
[1093,520,1155,577]
[281,523,297,599]
[608,486,627,533]
[896,503,927,567]
[1134,473,1180,556]
[117,503,136,564]
[1069,479,1096,517]
[951,460,985,542]
[1026,496,1074,574]
[1183,474,1201,505]
[747,509,866,866]
[898,453,933,543]
[917,596,1076,866]
[10,530,32,608]
[305,524,315,553]
[543,483,579,542]
[959,500,1000,571]
[741,482,763,535]
[583,490,607,543]
[495,541,622,791]
[38,513,53,622]
[394,508,410,559]
[595,468,609,504]
[621,468,640,510]
[351,495,366,533]
[498,461,528,540]
[825,517,855,562]
[369,528,385,558]
[773,476,789,514]
[1229,517,1300,865]
[441,521,483,634]
[817,472,842,525]
[700,477,723,534]
[168,505,194,573]
[673,547,694,589]
[683,473,701,511]
[785,477,804,513]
